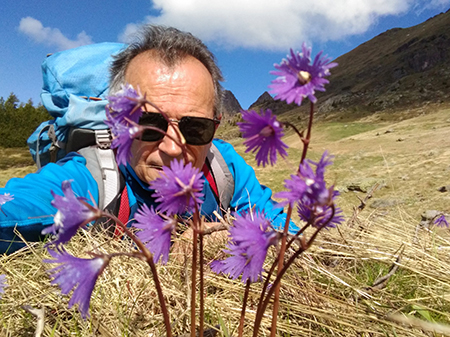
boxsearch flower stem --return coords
[190,203,201,337]
[254,253,280,327]
[237,280,251,337]
[300,102,315,165]
[107,213,173,337]
[252,206,335,336]
[191,230,198,337]
[284,122,303,140]
[283,221,311,253]
[199,231,205,337]
[269,204,293,337]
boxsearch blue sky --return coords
[1,0,449,110]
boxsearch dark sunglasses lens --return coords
[139,113,167,142]
[179,116,216,145]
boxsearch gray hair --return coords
[110,25,224,118]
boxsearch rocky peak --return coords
[248,91,297,115]
[222,90,242,117]
[249,91,274,110]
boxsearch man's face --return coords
[125,51,216,184]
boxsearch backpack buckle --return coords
[47,124,61,163]
[95,129,112,149]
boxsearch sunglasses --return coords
[138,112,220,146]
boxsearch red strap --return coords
[115,164,216,237]
[114,186,130,237]
[202,162,218,197]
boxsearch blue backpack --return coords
[27,42,127,168]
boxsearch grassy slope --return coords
[224,104,450,222]
[0,148,36,187]
[1,106,450,336]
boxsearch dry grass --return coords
[2,206,450,336]
[0,147,36,187]
[1,106,450,336]
[231,105,450,220]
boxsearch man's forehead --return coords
[125,51,214,93]
[126,50,204,76]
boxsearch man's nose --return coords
[158,123,184,158]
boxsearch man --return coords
[0,25,291,254]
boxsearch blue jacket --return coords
[0,139,294,254]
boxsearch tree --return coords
[0,93,51,148]
[5,93,19,110]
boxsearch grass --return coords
[1,106,450,336]
[4,215,450,337]
[0,147,36,187]
[236,105,450,221]
[0,148,35,170]
[312,121,382,142]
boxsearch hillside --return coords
[320,8,450,113]
[249,9,450,117]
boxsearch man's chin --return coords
[137,166,164,185]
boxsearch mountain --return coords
[250,9,450,116]
[249,91,273,109]
[221,90,293,118]
[319,9,450,114]
[248,91,297,115]
[221,90,242,118]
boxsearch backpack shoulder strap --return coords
[206,142,234,211]
[77,147,121,210]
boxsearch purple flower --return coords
[105,83,147,166]
[297,192,344,229]
[211,211,279,283]
[238,109,288,167]
[275,151,343,229]
[105,110,142,166]
[275,174,307,207]
[269,44,337,106]
[133,205,176,264]
[151,159,204,215]
[0,274,7,298]
[275,151,333,207]
[300,152,334,205]
[434,215,449,228]
[0,193,13,205]
[44,248,109,318]
[106,84,144,125]
[0,193,13,215]
[42,181,100,246]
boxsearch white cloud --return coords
[118,23,140,43]
[119,0,416,50]
[18,17,93,51]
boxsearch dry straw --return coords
[1,203,450,336]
